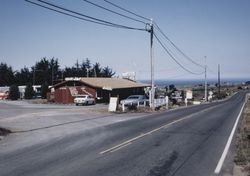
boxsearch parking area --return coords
[0,100,149,154]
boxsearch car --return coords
[120,95,148,107]
[74,95,95,106]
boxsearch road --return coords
[0,91,248,176]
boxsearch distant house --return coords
[49,77,149,103]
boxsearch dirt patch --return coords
[234,97,250,175]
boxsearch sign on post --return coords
[186,90,193,99]
[109,97,118,112]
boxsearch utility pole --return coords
[149,19,155,110]
[218,64,221,99]
[51,65,54,85]
[33,69,35,86]
[204,56,207,102]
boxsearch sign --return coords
[103,86,112,91]
[186,90,193,99]
[109,97,118,112]
[65,77,81,81]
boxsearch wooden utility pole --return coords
[149,19,155,110]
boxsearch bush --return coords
[9,85,19,100]
[41,83,49,99]
[24,83,34,99]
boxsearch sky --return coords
[0,0,250,81]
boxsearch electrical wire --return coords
[25,0,125,28]
[25,0,146,31]
[82,0,147,25]
[154,22,204,68]
[154,33,204,75]
[103,0,150,21]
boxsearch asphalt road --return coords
[0,92,248,176]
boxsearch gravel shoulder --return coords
[233,95,250,175]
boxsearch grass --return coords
[234,97,250,174]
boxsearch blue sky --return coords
[1,0,250,80]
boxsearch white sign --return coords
[103,86,112,91]
[109,97,118,112]
[186,90,193,99]
[122,72,136,81]
[65,77,81,81]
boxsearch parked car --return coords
[120,95,148,107]
[74,95,95,106]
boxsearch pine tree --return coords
[24,83,34,99]
[9,85,19,100]
[41,83,49,99]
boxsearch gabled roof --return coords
[52,77,149,90]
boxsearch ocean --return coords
[140,78,249,87]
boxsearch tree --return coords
[49,58,60,85]
[101,66,115,77]
[9,85,19,100]
[80,58,91,77]
[41,83,49,99]
[0,63,15,86]
[24,83,34,99]
[15,67,32,85]
[92,62,102,77]
[33,57,49,85]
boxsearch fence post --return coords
[165,96,169,109]
[122,103,125,112]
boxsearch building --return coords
[49,77,149,104]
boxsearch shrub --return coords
[9,85,19,100]
[41,83,49,99]
[24,83,34,99]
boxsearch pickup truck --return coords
[74,95,95,106]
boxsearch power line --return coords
[103,0,150,21]
[25,0,146,31]
[82,0,147,25]
[25,0,124,28]
[154,22,204,69]
[154,33,204,75]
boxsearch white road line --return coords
[110,142,132,153]
[99,105,219,155]
[214,97,247,174]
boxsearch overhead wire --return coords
[26,0,206,77]
[25,0,146,31]
[102,0,205,75]
[103,0,150,21]
[82,0,147,25]
[25,0,125,28]
[154,33,204,75]
[154,22,205,68]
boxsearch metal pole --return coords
[33,69,35,86]
[150,19,155,110]
[52,65,54,85]
[204,56,207,102]
[218,64,221,99]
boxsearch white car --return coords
[120,95,148,107]
[74,95,95,106]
